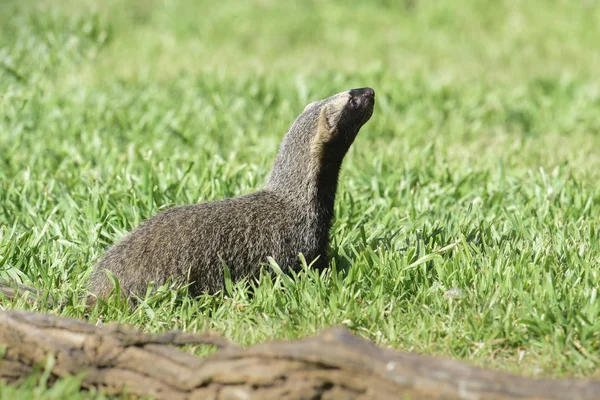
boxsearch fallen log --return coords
[0,310,598,399]
[0,283,40,304]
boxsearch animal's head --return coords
[268,87,375,196]
[300,87,375,158]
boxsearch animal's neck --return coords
[312,155,343,224]
[266,146,343,225]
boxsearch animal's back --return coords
[90,190,317,299]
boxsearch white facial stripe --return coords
[328,93,350,109]
[324,93,350,127]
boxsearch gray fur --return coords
[90,87,375,301]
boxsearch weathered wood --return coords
[0,282,97,308]
[0,310,598,399]
[0,283,40,305]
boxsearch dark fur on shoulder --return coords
[90,87,375,301]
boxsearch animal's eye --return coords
[349,98,359,108]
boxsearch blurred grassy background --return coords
[1,0,600,396]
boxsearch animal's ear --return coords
[316,104,337,141]
[303,101,316,112]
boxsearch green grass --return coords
[2,0,600,397]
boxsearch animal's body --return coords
[90,87,375,301]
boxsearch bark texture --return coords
[0,310,598,399]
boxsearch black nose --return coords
[349,87,375,99]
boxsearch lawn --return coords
[1,0,600,397]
